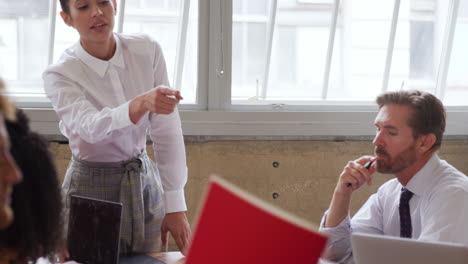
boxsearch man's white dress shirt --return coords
[320,153,468,263]
[43,33,187,213]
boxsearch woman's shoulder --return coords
[43,43,82,77]
[117,32,152,42]
[116,33,162,53]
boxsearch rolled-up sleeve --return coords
[319,211,354,263]
[319,191,384,264]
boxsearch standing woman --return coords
[43,0,191,255]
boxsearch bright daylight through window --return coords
[232,0,468,106]
[0,0,467,110]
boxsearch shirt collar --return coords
[404,153,440,196]
[75,34,125,78]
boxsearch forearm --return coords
[325,190,352,228]
[326,156,375,227]
[129,94,148,124]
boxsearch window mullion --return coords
[116,0,126,33]
[47,0,57,65]
[382,0,401,93]
[207,0,232,110]
[173,0,190,91]
[436,0,460,101]
[322,0,340,100]
[17,17,24,80]
[260,0,278,100]
[196,0,209,109]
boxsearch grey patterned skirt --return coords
[62,152,165,255]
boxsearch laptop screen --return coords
[68,195,123,264]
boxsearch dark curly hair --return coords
[0,109,63,263]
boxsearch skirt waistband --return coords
[70,152,148,175]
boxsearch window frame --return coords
[8,0,468,138]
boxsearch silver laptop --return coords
[351,232,468,264]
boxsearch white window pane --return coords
[0,0,49,95]
[350,0,395,20]
[444,0,468,106]
[328,0,395,100]
[180,2,198,105]
[388,0,441,95]
[123,0,198,104]
[233,0,269,16]
[232,22,267,99]
[127,0,180,10]
[0,19,17,80]
[232,0,333,102]
[53,11,80,64]
[267,26,328,99]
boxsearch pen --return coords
[346,160,374,188]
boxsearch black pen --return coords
[346,160,374,188]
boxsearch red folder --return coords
[185,176,328,264]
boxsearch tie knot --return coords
[400,188,413,203]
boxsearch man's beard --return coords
[375,144,417,174]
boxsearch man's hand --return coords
[130,86,183,124]
[335,156,376,195]
[161,211,191,256]
[325,156,376,228]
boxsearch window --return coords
[232,0,335,103]
[231,0,468,107]
[0,0,49,95]
[1,0,467,137]
[122,0,198,104]
[1,0,198,104]
[444,0,468,105]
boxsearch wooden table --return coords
[148,252,185,264]
[148,252,336,264]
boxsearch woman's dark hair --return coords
[59,0,70,14]
[0,110,63,263]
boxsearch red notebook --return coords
[185,176,328,264]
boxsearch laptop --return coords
[351,232,468,264]
[68,195,123,264]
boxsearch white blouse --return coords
[43,33,188,213]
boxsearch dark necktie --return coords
[399,188,414,238]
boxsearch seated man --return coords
[0,109,64,263]
[0,78,22,230]
[320,90,468,263]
